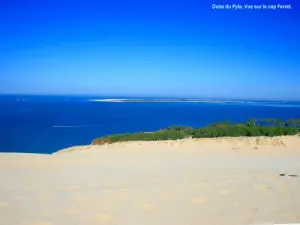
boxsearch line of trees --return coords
[92,118,300,145]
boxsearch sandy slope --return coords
[1,136,300,225]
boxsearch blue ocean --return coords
[1,95,300,154]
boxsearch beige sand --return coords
[1,136,300,225]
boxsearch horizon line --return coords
[0,93,299,102]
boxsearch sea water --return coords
[1,95,300,154]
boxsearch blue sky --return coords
[1,0,299,100]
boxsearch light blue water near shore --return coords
[1,95,300,154]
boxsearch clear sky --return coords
[1,0,299,100]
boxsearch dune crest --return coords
[54,135,299,154]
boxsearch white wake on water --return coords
[89,99,129,102]
[52,125,103,128]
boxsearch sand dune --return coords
[1,136,300,225]
[55,135,300,155]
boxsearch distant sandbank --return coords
[88,98,253,103]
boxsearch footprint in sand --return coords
[2,187,12,192]
[30,221,53,225]
[73,195,88,203]
[232,174,243,179]
[118,180,129,186]
[39,193,54,202]
[183,177,190,182]
[254,185,269,191]
[91,213,113,223]
[103,183,116,188]
[243,176,255,181]
[140,203,155,212]
[87,183,98,189]
[219,189,230,195]
[151,188,158,192]
[118,188,129,192]
[162,184,169,188]
[110,193,129,201]
[160,193,174,201]
[151,179,159,184]
[43,212,55,217]
[104,189,113,194]
[190,183,203,190]
[60,209,79,216]
[283,212,300,221]
[190,196,207,204]
[0,201,8,207]
[217,179,238,185]
[88,203,113,211]
[67,186,80,191]
[15,195,25,201]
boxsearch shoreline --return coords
[0,135,298,156]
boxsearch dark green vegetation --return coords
[92,118,300,145]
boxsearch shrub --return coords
[91,118,300,145]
